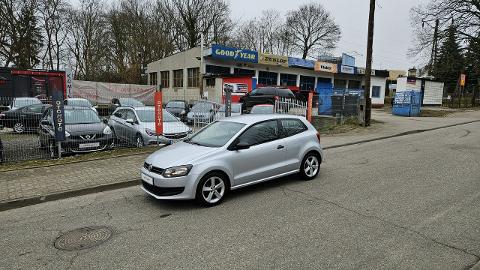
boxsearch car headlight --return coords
[145,128,156,136]
[163,165,193,178]
[181,110,186,115]
[65,131,70,137]
[103,126,112,135]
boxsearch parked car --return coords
[38,106,114,158]
[141,114,323,206]
[0,97,42,111]
[239,87,296,113]
[95,98,145,117]
[186,101,221,125]
[65,98,97,114]
[109,106,191,147]
[216,103,242,118]
[0,137,3,163]
[250,104,275,114]
[165,100,189,121]
[0,103,51,133]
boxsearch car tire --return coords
[135,134,144,148]
[13,122,25,133]
[195,172,229,207]
[300,152,320,180]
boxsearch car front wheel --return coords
[196,172,228,206]
[300,152,320,180]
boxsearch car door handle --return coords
[277,145,284,149]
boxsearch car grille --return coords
[144,162,164,175]
[70,134,104,140]
[142,182,184,196]
[163,133,188,140]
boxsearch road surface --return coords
[1,122,479,269]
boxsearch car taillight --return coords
[316,132,321,143]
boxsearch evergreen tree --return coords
[432,25,464,94]
[12,1,43,69]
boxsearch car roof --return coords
[66,98,88,100]
[63,105,94,110]
[253,104,274,107]
[219,114,305,125]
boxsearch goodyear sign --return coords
[259,53,288,67]
[211,45,258,63]
[314,61,337,73]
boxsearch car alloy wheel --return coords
[197,173,227,206]
[13,122,24,133]
[136,134,144,148]
[301,153,320,180]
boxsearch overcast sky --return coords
[228,0,429,71]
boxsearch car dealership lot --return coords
[0,122,479,270]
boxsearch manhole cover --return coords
[54,226,112,251]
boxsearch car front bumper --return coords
[60,137,114,154]
[140,167,198,200]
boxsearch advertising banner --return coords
[72,80,156,104]
[65,68,73,98]
[288,57,315,69]
[356,68,376,76]
[314,61,338,73]
[342,53,356,67]
[259,53,288,67]
[307,91,313,122]
[52,91,66,142]
[460,74,466,87]
[211,44,258,63]
[223,77,253,103]
[154,91,163,135]
[339,65,355,74]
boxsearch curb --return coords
[324,120,480,150]
[1,119,479,212]
[0,179,140,212]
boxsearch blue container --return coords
[392,91,422,117]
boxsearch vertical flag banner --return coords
[154,91,163,135]
[52,91,66,141]
[307,91,313,122]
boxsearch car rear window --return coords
[167,101,185,108]
[277,89,295,98]
[258,88,277,95]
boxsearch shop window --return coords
[300,76,315,91]
[206,65,230,75]
[149,72,157,86]
[160,71,169,88]
[206,78,216,87]
[334,79,347,89]
[234,68,255,76]
[173,69,183,88]
[372,86,381,98]
[280,74,297,87]
[258,71,278,86]
[187,68,199,88]
[348,80,361,89]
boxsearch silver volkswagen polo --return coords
[141,114,323,206]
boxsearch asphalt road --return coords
[0,122,479,270]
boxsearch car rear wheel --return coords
[300,152,320,180]
[13,122,25,133]
[135,134,144,148]
[196,172,228,206]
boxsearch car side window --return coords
[280,119,308,138]
[125,110,136,121]
[237,120,279,146]
[114,109,124,119]
[28,104,43,113]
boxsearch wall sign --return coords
[259,53,288,67]
[340,65,355,74]
[211,45,258,63]
[314,61,337,73]
[52,91,66,142]
[65,68,73,98]
[356,67,376,76]
[288,57,315,69]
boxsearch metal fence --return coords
[0,91,318,164]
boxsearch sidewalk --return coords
[1,109,479,210]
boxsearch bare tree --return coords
[285,3,341,59]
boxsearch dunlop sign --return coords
[314,61,337,73]
[259,53,288,67]
[211,44,258,63]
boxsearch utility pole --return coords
[363,0,376,126]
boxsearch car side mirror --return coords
[234,141,250,150]
[126,118,135,125]
[102,118,108,124]
[41,120,51,126]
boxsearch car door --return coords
[279,118,310,171]
[23,104,45,129]
[110,109,126,140]
[227,120,288,186]
[123,109,138,143]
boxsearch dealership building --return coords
[146,45,390,113]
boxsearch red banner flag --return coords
[154,91,163,135]
[307,91,313,122]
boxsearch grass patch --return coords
[0,146,159,172]
[419,110,453,117]
[311,116,376,135]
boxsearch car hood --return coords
[65,122,107,135]
[146,141,218,168]
[139,122,191,135]
[187,111,210,118]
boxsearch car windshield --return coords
[166,101,185,108]
[65,109,101,124]
[191,102,213,112]
[251,106,274,114]
[219,104,241,113]
[187,121,245,147]
[136,109,177,123]
[67,99,92,107]
[119,98,144,107]
[14,98,41,108]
